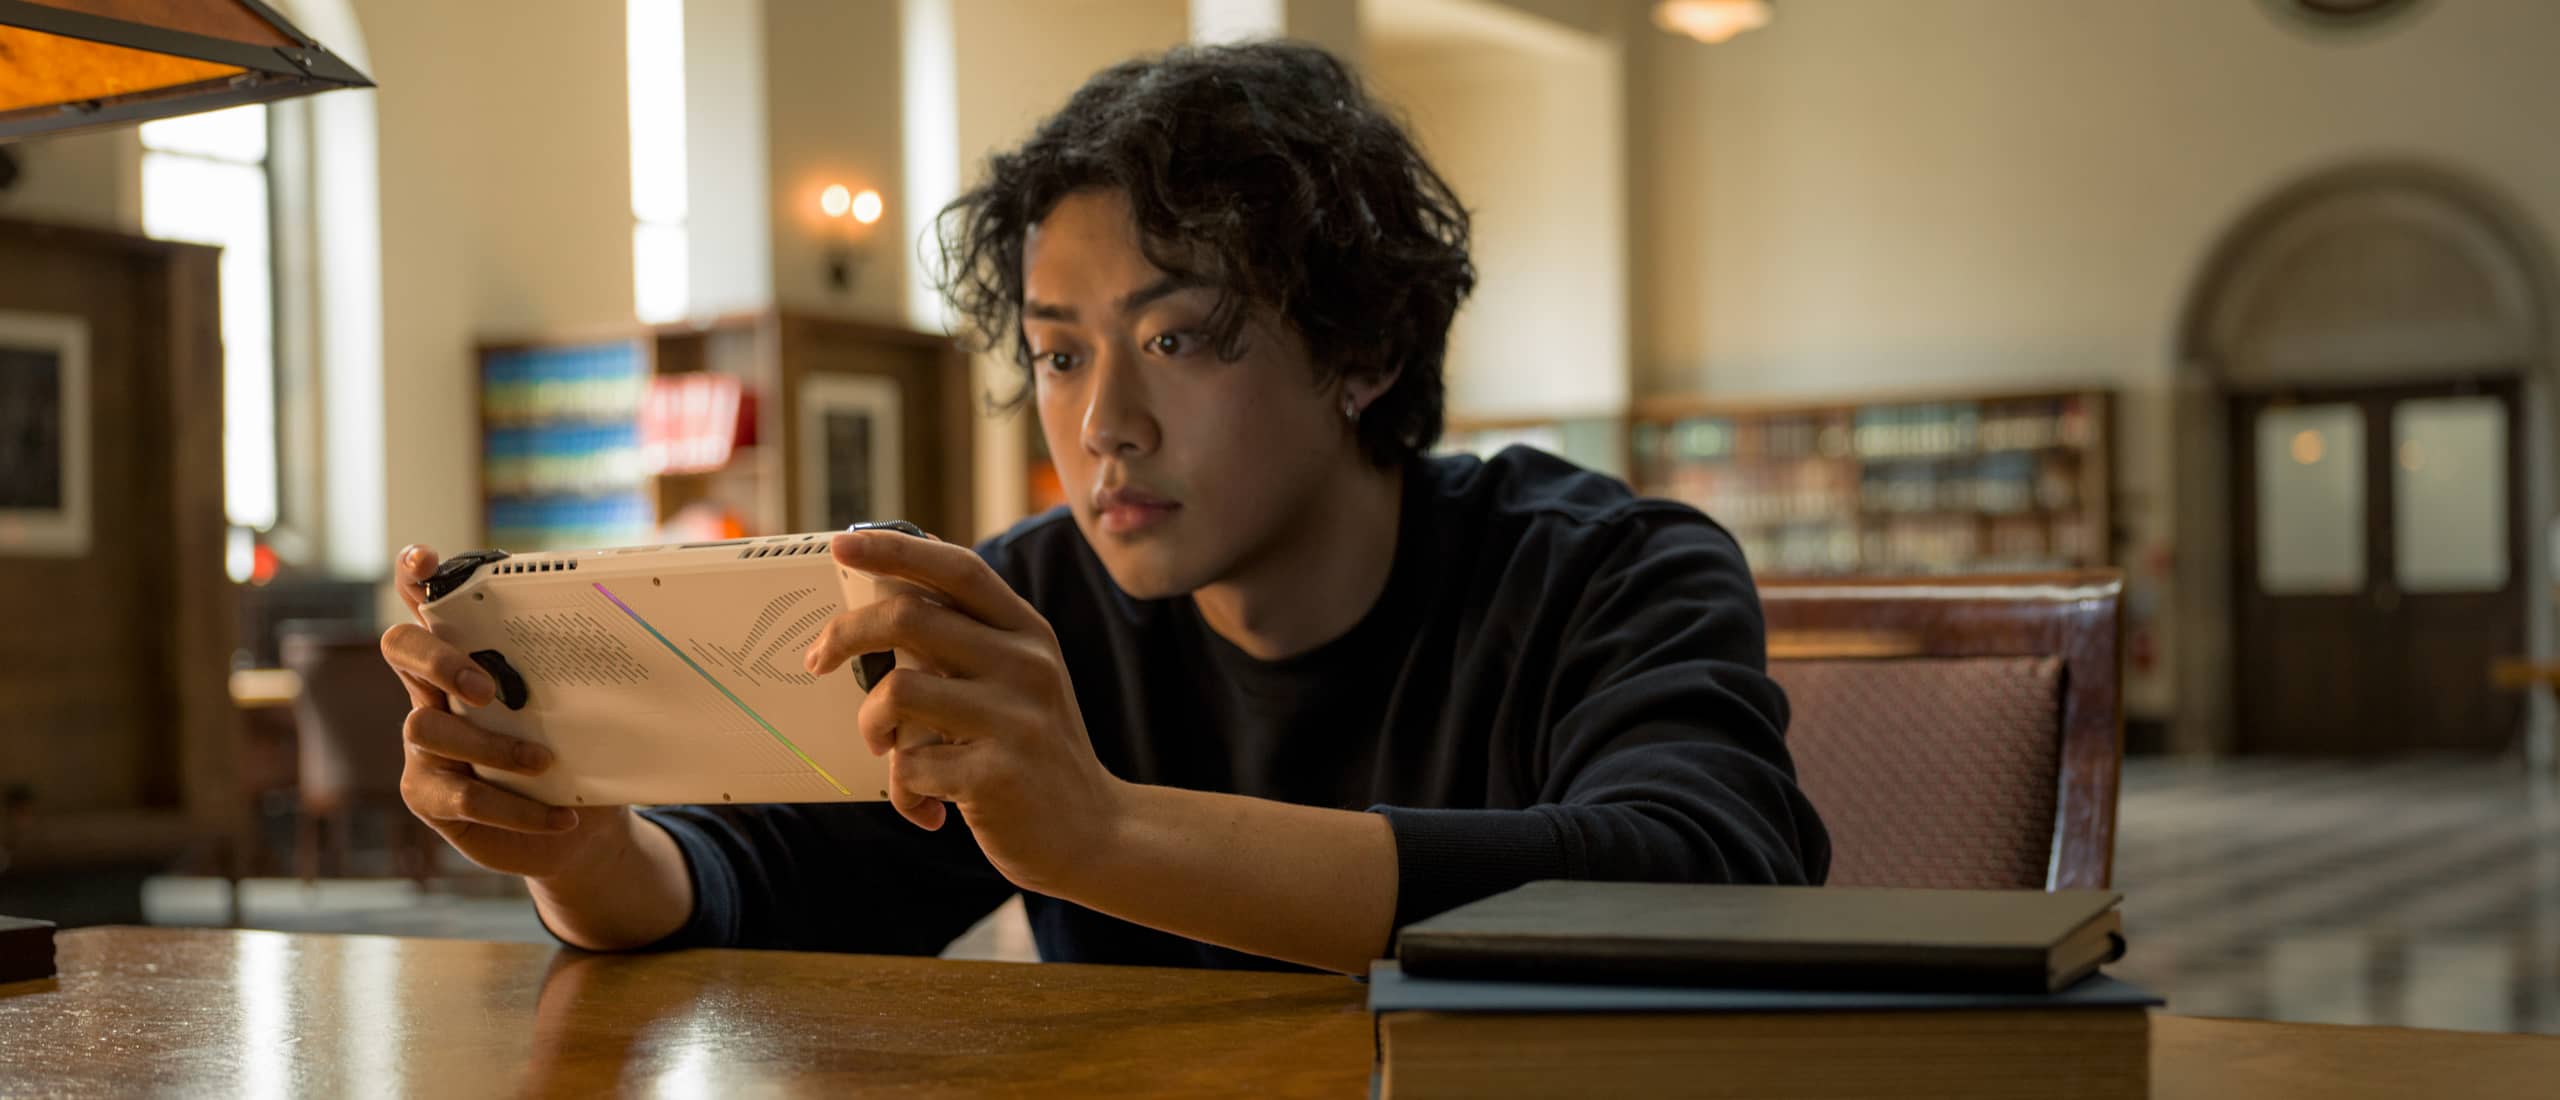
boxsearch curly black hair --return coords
[931,40,1475,468]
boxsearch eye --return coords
[1146,330,1197,357]
[1036,350,1080,373]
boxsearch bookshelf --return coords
[474,311,973,551]
[476,337,657,549]
[1626,389,2113,576]
[1443,389,2114,577]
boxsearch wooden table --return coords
[4,928,2558,1098]
[1,928,1368,1097]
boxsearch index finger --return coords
[396,544,441,619]
[831,531,1034,632]
[382,622,499,708]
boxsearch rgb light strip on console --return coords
[591,582,852,796]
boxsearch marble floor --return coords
[135,755,2560,1033]
[2107,755,2560,1034]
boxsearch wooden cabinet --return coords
[0,218,232,871]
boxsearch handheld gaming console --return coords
[416,522,927,806]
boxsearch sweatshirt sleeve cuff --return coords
[1370,805,1570,931]
[627,808,741,950]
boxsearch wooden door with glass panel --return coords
[2231,378,2527,754]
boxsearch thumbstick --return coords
[467,650,532,710]
[856,650,897,691]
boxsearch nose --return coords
[1079,344,1160,459]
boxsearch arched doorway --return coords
[2178,163,2555,756]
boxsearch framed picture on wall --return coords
[0,312,90,557]
[798,372,905,531]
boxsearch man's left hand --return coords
[803,528,1125,896]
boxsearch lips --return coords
[1094,484,1182,535]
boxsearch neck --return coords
[1191,460,1405,661]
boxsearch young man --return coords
[379,41,1827,976]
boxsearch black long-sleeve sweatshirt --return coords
[632,446,1829,969]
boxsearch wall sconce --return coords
[821,184,884,294]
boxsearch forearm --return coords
[527,814,694,952]
[1054,782,1399,975]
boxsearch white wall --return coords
[947,0,1192,245]
[922,0,1192,538]
[338,0,1184,569]
[1193,0,1360,58]
[352,0,637,571]
[769,0,907,320]
[0,131,140,231]
[1634,1,2538,391]
[1633,0,2560,406]
[1470,0,1609,37]
[1371,28,1628,421]
[1630,0,2560,729]
[688,0,777,317]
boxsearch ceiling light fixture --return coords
[0,0,371,141]
[1653,0,1774,45]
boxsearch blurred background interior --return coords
[4,0,2559,1036]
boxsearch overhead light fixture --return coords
[0,0,372,142]
[1654,0,1774,45]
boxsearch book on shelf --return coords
[481,340,659,548]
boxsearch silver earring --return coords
[1342,395,1360,423]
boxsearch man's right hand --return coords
[383,543,636,880]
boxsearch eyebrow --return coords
[1023,274,1214,323]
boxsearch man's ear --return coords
[1345,367,1401,414]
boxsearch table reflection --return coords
[522,947,723,1098]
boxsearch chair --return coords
[1760,571,2125,891]
[279,621,438,885]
